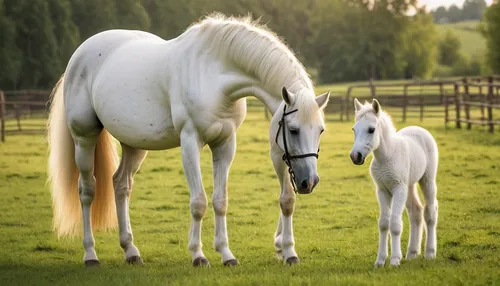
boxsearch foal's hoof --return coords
[223,259,239,267]
[285,256,300,265]
[126,256,144,265]
[192,257,210,267]
[84,259,100,267]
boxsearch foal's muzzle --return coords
[350,151,365,165]
[297,175,320,194]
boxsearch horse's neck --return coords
[222,70,307,115]
[373,119,398,163]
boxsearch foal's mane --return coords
[186,14,319,122]
[356,103,397,136]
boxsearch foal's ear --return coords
[372,99,381,115]
[316,90,330,110]
[354,98,363,112]
[282,86,295,105]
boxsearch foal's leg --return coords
[375,188,391,267]
[406,184,424,259]
[74,137,100,265]
[180,128,209,266]
[209,135,238,266]
[389,185,408,266]
[419,177,438,259]
[113,144,148,264]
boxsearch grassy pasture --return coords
[1,107,500,285]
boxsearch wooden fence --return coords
[0,90,50,142]
[447,79,500,133]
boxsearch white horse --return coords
[349,99,438,267]
[47,14,330,267]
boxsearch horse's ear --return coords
[282,86,294,105]
[372,99,381,115]
[316,90,330,110]
[354,98,363,112]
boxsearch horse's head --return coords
[350,98,382,165]
[271,87,329,194]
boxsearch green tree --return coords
[4,0,59,89]
[0,0,22,89]
[70,0,118,41]
[48,0,80,72]
[481,2,500,73]
[115,0,150,31]
[402,10,438,79]
[438,30,462,66]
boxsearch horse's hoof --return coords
[126,256,144,265]
[390,257,401,267]
[192,257,210,267]
[285,256,300,265]
[406,251,419,260]
[84,259,100,267]
[223,259,239,266]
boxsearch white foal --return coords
[349,99,439,267]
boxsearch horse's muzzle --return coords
[350,151,365,165]
[296,175,319,194]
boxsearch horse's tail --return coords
[47,74,118,238]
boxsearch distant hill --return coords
[437,20,486,58]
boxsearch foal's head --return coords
[350,98,384,165]
[272,87,329,194]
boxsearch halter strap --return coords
[275,104,320,193]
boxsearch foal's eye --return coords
[368,127,375,134]
[290,129,299,135]
[320,129,325,135]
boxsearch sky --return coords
[417,0,494,11]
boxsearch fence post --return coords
[403,85,408,122]
[369,78,376,98]
[488,76,494,133]
[444,94,449,127]
[346,87,353,121]
[439,83,444,104]
[454,82,461,129]
[419,95,424,122]
[0,90,4,142]
[340,97,345,122]
[478,78,485,119]
[463,78,471,130]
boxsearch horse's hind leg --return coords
[74,135,101,265]
[419,175,438,259]
[406,184,424,259]
[113,144,148,264]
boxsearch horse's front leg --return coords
[209,135,238,266]
[272,155,298,265]
[180,128,209,267]
[389,184,408,267]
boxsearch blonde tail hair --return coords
[47,74,118,237]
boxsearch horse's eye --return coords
[368,127,375,134]
[290,129,299,135]
[320,129,324,135]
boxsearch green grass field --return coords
[1,108,500,285]
[437,20,486,58]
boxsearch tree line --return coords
[1,0,500,91]
[432,0,487,23]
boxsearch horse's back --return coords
[398,126,438,179]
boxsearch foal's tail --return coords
[47,74,118,238]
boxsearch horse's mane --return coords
[186,14,318,122]
[356,102,397,136]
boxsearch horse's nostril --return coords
[357,152,362,162]
[301,179,308,189]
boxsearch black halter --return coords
[275,104,320,193]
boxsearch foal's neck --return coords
[372,118,397,163]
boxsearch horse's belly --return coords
[95,96,180,150]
